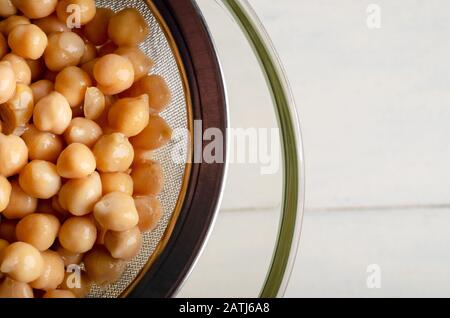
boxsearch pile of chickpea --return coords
[0,0,173,298]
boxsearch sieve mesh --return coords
[89,0,189,298]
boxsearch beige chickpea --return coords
[55,245,83,267]
[94,192,139,232]
[30,250,64,291]
[0,242,44,283]
[55,66,92,108]
[19,160,61,199]
[0,84,34,135]
[131,161,164,196]
[83,246,126,285]
[123,75,171,114]
[58,216,97,253]
[33,14,70,35]
[93,133,134,173]
[56,143,96,179]
[0,133,28,177]
[0,220,16,242]
[2,179,37,219]
[115,47,154,82]
[108,95,149,137]
[83,7,113,46]
[0,277,33,298]
[79,42,97,65]
[0,1,17,18]
[130,115,173,152]
[12,0,58,19]
[43,289,76,298]
[33,91,72,135]
[0,15,30,36]
[97,41,118,57]
[2,53,31,85]
[104,227,142,260]
[16,213,60,251]
[100,172,133,196]
[8,24,48,60]
[108,8,149,47]
[93,54,134,95]
[44,32,85,71]
[0,33,7,59]
[60,270,91,298]
[0,176,11,213]
[0,61,17,104]
[26,58,45,82]
[64,117,102,148]
[58,171,102,216]
[84,87,105,121]
[30,79,54,102]
[56,0,96,26]
[21,125,63,162]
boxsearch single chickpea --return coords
[0,84,34,134]
[97,41,118,57]
[56,0,96,26]
[55,245,83,267]
[30,250,64,291]
[79,42,97,65]
[60,270,91,298]
[55,66,92,107]
[0,176,11,213]
[83,246,126,285]
[104,227,142,260]
[43,289,76,298]
[93,192,139,232]
[32,14,70,35]
[83,7,113,46]
[0,133,28,177]
[0,1,17,18]
[130,115,173,151]
[30,79,54,102]
[12,0,58,19]
[21,125,64,162]
[108,8,149,47]
[115,47,154,82]
[0,61,17,104]
[0,220,17,242]
[2,179,37,219]
[58,216,97,254]
[26,58,46,82]
[33,91,72,135]
[19,160,61,199]
[100,172,133,196]
[0,242,44,283]
[84,87,105,121]
[2,53,32,85]
[58,171,102,216]
[0,33,7,59]
[108,95,150,137]
[56,143,96,179]
[8,24,48,60]
[0,15,30,36]
[131,161,164,196]
[63,117,102,148]
[16,213,60,251]
[44,32,85,71]
[93,54,134,95]
[93,133,134,173]
[0,277,33,298]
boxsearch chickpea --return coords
[26,58,45,82]
[2,179,37,219]
[0,33,7,59]
[0,15,30,36]
[12,0,58,19]
[100,172,133,196]
[0,176,11,213]
[0,220,16,242]
[93,54,134,95]
[8,24,47,60]
[60,270,91,298]
[0,61,17,104]
[19,160,61,199]
[58,171,102,216]
[56,0,96,26]
[0,277,33,298]
[64,117,102,148]
[55,245,83,267]
[0,242,44,283]
[83,246,125,285]
[115,47,154,82]
[55,66,92,107]
[84,87,105,121]
[2,53,32,85]
[83,7,113,46]
[56,143,96,179]
[130,115,173,151]
[0,84,34,134]
[94,192,139,232]
[131,161,164,196]
[124,75,171,114]
[21,125,63,162]
[33,14,70,35]
[93,133,134,173]
[33,91,72,135]
[16,213,60,251]
[58,216,97,254]
[104,227,142,260]
[97,41,117,57]
[108,95,149,137]
[31,250,64,291]
[30,79,54,102]
[79,42,97,65]
[108,8,149,47]
[0,133,28,177]
[44,32,85,71]
[43,289,75,298]
[0,1,17,18]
